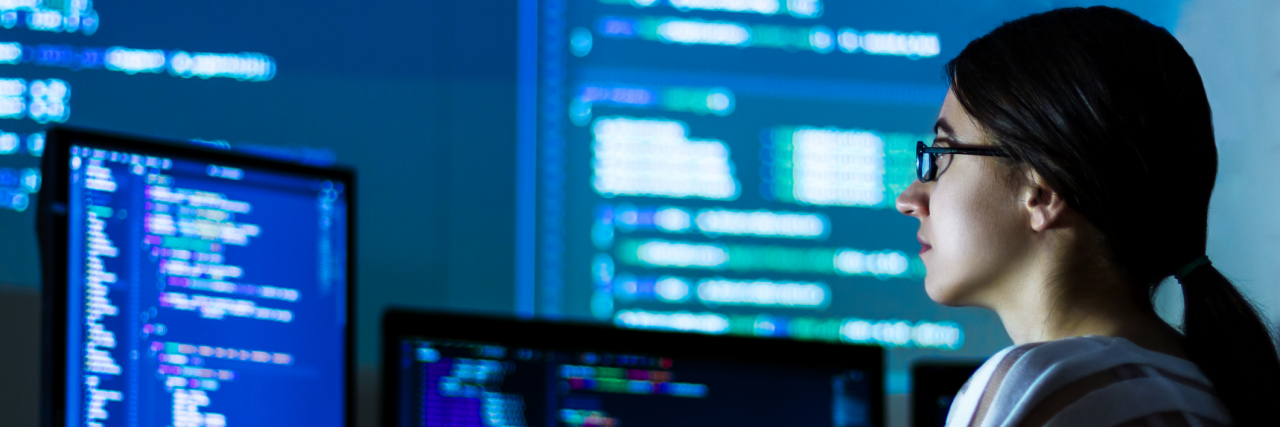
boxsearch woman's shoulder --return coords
[946,336,1230,426]
[999,336,1211,385]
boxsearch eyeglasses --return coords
[916,140,1010,182]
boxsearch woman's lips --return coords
[918,237,932,254]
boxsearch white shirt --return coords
[945,336,1230,427]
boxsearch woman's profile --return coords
[895,6,1280,426]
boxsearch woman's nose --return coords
[896,180,929,219]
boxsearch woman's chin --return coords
[924,276,969,307]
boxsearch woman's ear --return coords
[1022,170,1070,232]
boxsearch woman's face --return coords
[896,89,1032,307]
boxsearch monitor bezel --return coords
[38,126,357,427]
[380,309,885,427]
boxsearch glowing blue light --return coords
[26,132,43,156]
[788,127,886,207]
[637,0,821,18]
[569,98,593,126]
[0,96,22,119]
[809,26,834,53]
[704,88,734,115]
[570,27,593,57]
[664,382,708,398]
[858,31,940,58]
[29,79,69,124]
[416,348,440,363]
[0,0,97,34]
[657,19,752,46]
[835,28,940,58]
[0,42,20,64]
[26,10,63,31]
[78,9,98,35]
[833,250,910,277]
[0,188,28,212]
[696,279,828,308]
[591,290,614,320]
[598,16,638,37]
[653,207,692,232]
[592,253,615,286]
[614,310,730,334]
[0,78,24,97]
[785,0,821,18]
[0,131,15,154]
[839,319,963,350]
[168,51,276,82]
[670,0,779,15]
[579,85,656,106]
[0,1,34,12]
[694,209,828,239]
[206,165,244,180]
[35,44,75,68]
[0,78,23,120]
[19,167,38,192]
[636,240,728,268]
[912,321,965,350]
[653,276,691,302]
[592,117,740,200]
[105,47,166,74]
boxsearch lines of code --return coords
[396,339,872,427]
[530,0,1007,393]
[0,0,280,212]
[66,143,347,426]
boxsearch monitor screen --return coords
[383,310,883,427]
[518,0,1187,391]
[910,361,982,427]
[41,129,352,427]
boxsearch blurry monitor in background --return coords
[520,0,1188,393]
[910,360,982,427]
[38,128,354,427]
[382,310,884,427]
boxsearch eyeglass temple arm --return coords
[921,146,1010,157]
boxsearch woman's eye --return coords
[934,153,953,171]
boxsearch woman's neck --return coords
[989,254,1187,358]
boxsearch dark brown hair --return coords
[946,6,1280,423]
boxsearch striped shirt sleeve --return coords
[944,336,1230,427]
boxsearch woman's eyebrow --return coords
[934,117,955,136]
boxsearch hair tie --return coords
[1175,255,1212,281]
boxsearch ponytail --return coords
[1179,262,1280,424]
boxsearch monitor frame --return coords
[37,126,357,427]
[381,309,885,427]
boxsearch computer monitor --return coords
[382,310,884,427]
[38,127,355,427]
[910,360,982,427]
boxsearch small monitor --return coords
[39,127,354,427]
[911,360,983,427]
[382,310,884,427]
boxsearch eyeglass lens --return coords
[916,146,935,182]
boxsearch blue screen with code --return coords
[64,140,348,427]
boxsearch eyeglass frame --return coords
[916,140,1010,182]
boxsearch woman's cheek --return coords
[922,168,1007,305]
[923,187,977,304]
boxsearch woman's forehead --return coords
[937,89,986,144]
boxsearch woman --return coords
[895,6,1280,426]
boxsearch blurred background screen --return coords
[519,0,1185,394]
